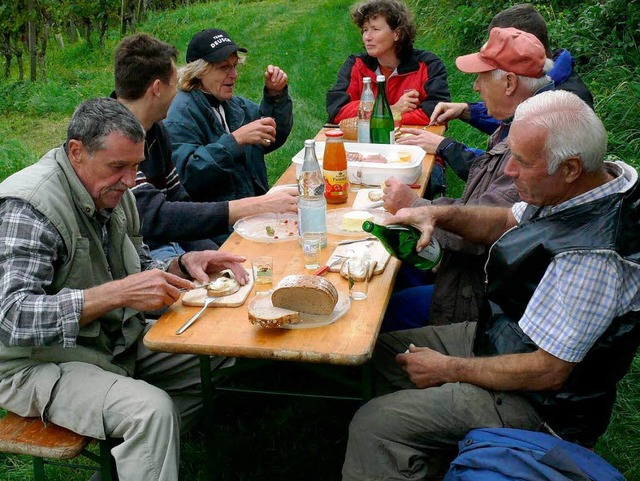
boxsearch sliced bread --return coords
[271,275,338,315]
[248,305,301,328]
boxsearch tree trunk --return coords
[68,20,78,43]
[28,0,37,81]
[17,35,25,81]
[2,33,11,79]
[120,0,128,36]
[83,18,93,47]
[37,19,50,80]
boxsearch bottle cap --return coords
[363,77,371,83]
[325,129,344,138]
[376,74,385,82]
[304,139,315,147]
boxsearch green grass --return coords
[0,0,639,480]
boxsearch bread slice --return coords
[248,305,301,328]
[271,275,338,315]
[206,276,240,297]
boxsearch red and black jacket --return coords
[326,49,450,125]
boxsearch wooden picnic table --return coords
[143,125,444,370]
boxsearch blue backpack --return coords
[444,428,625,481]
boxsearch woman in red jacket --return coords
[326,0,451,197]
[327,0,450,125]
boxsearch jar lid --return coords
[325,129,344,138]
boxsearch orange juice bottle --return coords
[323,129,349,204]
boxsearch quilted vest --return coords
[474,171,640,446]
[0,147,145,376]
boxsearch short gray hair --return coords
[491,57,554,93]
[513,90,607,174]
[66,97,145,154]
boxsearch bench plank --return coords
[0,412,90,459]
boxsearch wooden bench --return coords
[0,412,114,480]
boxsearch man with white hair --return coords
[342,90,640,481]
[382,27,554,329]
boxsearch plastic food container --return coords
[291,142,424,186]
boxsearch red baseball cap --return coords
[455,27,546,77]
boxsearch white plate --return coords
[233,213,299,243]
[326,207,390,237]
[248,291,350,329]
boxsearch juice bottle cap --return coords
[325,129,344,138]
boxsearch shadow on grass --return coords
[181,362,362,481]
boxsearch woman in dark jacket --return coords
[165,29,295,206]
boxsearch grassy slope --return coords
[0,0,638,479]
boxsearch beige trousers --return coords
[342,322,544,481]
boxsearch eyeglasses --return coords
[212,62,243,74]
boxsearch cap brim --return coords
[455,53,496,74]
[201,44,248,63]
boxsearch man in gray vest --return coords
[0,97,248,480]
[342,90,640,480]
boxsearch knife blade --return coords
[337,236,377,246]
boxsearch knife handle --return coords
[314,265,329,276]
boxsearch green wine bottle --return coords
[362,221,441,271]
[369,74,395,144]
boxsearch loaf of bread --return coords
[271,275,339,315]
[248,305,301,328]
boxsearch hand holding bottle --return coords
[383,206,437,254]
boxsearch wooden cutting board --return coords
[182,270,254,307]
[352,188,384,209]
[326,240,390,275]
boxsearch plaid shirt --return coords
[511,162,640,362]
[0,198,166,349]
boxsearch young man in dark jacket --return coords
[113,34,297,258]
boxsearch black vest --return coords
[474,173,640,446]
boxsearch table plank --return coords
[144,126,444,366]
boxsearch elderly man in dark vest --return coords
[342,90,640,481]
[0,97,248,480]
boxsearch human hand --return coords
[429,102,470,125]
[180,251,249,285]
[232,117,276,146]
[117,269,195,311]
[382,176,418,214]
[265,65,288,94]
[391,89,420,115]
[395,128,444,154]
[395,344,452,389]
[259,186,298,214]
[385,205,436,252]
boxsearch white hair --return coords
[491,58,555,93]
[513,90,607,174]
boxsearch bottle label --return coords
[417,239,440,262]
[324,169,348,197]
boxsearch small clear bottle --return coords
[298,139,327,247]
[357,77,375,143]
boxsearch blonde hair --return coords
[177,55,247,92]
